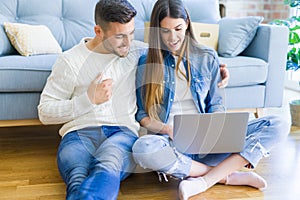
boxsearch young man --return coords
[38,0,143,199]
[38,0,229,199]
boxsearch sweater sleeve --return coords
[38,56,95,125]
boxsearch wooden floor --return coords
[0,124,300,200]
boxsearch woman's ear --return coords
[186,19,190,27]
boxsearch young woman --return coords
[132,0,289,199]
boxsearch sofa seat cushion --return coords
[224,85,265,109]
[219,56,268,87]
[0,55,58,92]
[0,93,41,120]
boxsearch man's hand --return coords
[218,63,229,88]
[87,73,113,105]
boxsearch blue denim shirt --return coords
[135,44,226,123]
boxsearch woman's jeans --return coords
[57,126,138,200]
[132,115,289,179]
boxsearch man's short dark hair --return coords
[95,0,137,31]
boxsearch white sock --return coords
[178,177,208,200]
[226,171,267,190]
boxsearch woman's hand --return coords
[162,124,174,139]
[140,117,173,139]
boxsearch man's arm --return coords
[38,57,95,125]
[38,58,113,125]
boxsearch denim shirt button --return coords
[170,99,173,102]
[171,81,175,84]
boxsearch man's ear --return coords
[94,25,102,37]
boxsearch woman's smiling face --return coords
[159,16,188,54]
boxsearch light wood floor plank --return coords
[1,125,300,199]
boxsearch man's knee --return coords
[92,144,136,175]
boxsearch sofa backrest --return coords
[0,0,220,56]
[0,0,98,56]
[130,0,221,41]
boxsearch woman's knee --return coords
[249,115,289,138]
[266,115,290,140]
[133,134,169,154]
[132,135,177,171]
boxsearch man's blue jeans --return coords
[57,126,138,200]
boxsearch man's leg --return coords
[79,126,138,200]
[57,129,99,200]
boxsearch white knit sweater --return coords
[38,38,145,137]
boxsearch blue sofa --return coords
[0,0,288,126]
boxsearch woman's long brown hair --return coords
[143,0,197,120]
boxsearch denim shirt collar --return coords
[135,46,225,125]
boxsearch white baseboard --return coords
[285,71,300,92]
[285,80,300,92]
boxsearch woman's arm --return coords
[135,55,173,138]
[140,116,173,139]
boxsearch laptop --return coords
[172,112,249,154]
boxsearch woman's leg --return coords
[132,134,257,183]
[133,134,202,179]
[179,115,289,200]
[78,126,138,200]
[240,115,289,168]
[179,153,267,200]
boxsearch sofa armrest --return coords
[241,24,289,107]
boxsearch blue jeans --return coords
[132,115,289,178]
[57,126,138,200]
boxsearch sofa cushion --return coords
[129,0,221,41]
[219,56,268,87]
[224,85,265,109]
[0,55,58,92]
[0,93,41,120]
[0,0,98,56]
[4,22,62,56]
[218,16,264,57]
